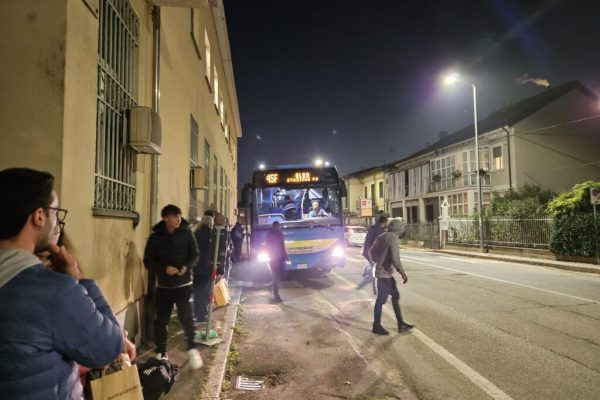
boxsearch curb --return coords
[436,250,600,274]
[202,285,243,399]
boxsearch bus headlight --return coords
[331,246,344,258]
[257,251,271,262]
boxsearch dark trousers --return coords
[232,239,243,261]
[193,275,212,322]
[270,260,284,297]
[154,285,196,353]
[373,277,404,328]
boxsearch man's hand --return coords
[47,243,81,280]
[166,266,179,275]
[401,274,408,284]
[177,266,188,276]
[123,333,136,360]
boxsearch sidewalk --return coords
[433,247,600,274]
[135,284,242,400]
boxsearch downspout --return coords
[503,126,512,190]
[151,6,161,224]
[145,5,161,342]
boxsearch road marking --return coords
[408,329,513,400]
[331,271,514,400]
[402,257,599,304]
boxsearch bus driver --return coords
[308,200,328,218]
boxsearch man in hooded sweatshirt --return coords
[0,168,125,399]
[368,217,414,335]
[143,204,202,369]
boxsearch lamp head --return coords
[444,72,461,85]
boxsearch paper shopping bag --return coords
[88,363,143,400]
[214,278,230,306]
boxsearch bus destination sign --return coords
[262,170,321,186]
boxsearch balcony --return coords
[429,170,490,193]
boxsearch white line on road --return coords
[402,257,599,304]
[331,271,515,400]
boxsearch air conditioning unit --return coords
[190,166,207,190]
[129,106,161,155]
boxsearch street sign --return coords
[591,187,600,205]
[360,198,372,217]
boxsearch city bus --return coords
[249,164,347,274]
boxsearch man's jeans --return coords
[193,276,212,322]
[154,285,196,353]
[373,277,403,328]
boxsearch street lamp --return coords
[444,72,485,252]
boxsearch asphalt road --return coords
[227,247,600,399]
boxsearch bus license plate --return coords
[297,264,308,269]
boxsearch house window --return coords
[404,170,409,197]
[220,98,225,125]
[94,0,138,212]
[213,156,218,208]
[204,140,210,208]
[370,184,375,200]
[493,145,503,170]
[213,67,219,108]
[364,186,367,199]
[449,192,468,216]
[379,181,384,198]
[219,166,224,213]
[204,30,211,81]
[189,116,199,220]
[430,154,456,191]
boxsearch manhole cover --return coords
[235,375,265,391]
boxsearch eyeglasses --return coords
[45,207,68,223]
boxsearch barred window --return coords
[204,140,211,208]
[94,0,139,212]
[189,116,199,220]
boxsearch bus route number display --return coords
[265,173,279,185]
[286,171,319,184]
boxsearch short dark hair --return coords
[378,215,389,224]
[0,168,54,240]
[204,210,215,217]
[161,204,182,217]
[272,221,280,227]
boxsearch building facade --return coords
[386,82,600,223]
[343,166,388,224]
[0,0,241,339]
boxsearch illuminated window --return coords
[213,67,219,106]
[204,30,211,81]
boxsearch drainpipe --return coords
[503,126,512,190]
[145,5,161,343]
[151,6,161,224]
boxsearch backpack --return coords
[369,232,387,263]
[137,358,180,400]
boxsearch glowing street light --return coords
[324,161,330,167]
[315,159,324,167]
[258,163,266,170]
[443,72,485,252]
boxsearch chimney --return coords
[438,130,448,141]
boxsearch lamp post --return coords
[444,73,485,252]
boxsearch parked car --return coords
[344,225,368,247]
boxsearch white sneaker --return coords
[155,352,168,361]
[188,348,203,369]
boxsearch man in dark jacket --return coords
[266,221,287,302]
[0,168,125,399]
[144,204,202,369]
[193,215,214,323]
[356,215,388,292]
[231,221,244,262]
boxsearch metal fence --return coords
[447,216,553,249]
[403,221,440,249]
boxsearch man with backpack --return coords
[356,215,388,292]
[368,218,413,335]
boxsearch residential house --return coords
[387,81,600,223]
[0,0,241,340]
[343,165,390,224]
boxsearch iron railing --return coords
[447,216,552,248]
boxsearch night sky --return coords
[224,0,600,185]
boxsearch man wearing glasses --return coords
[0,168,126,399]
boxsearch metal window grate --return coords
[94,0,139,211]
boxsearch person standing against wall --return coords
[143,204,203,369]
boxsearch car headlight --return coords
[331,246,344,258]
[257,251,271,262]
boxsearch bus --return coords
[249,164,347,274]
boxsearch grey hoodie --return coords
[0,248,42,288]
[369,218,407,279]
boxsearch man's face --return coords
[34,191,58,252]
[312,202,320,211]
[164,213,182,231]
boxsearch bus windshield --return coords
[254,185,342,227]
